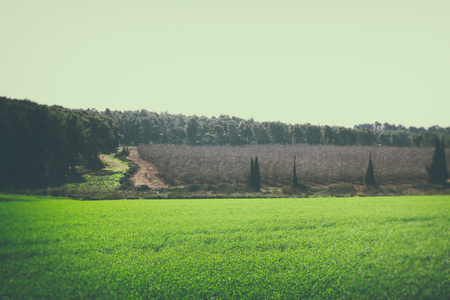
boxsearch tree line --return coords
[103,109,449,147]
[0,97,119,187]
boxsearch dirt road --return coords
[127,148,168,188]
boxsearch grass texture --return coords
[34,154,131,199]
[1,194,449,299]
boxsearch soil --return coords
[126,148,168,189]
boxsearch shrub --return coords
[281,182,311,196]
[119,177,133,190]
[187,184,202,192]
[327,183,357,197]
[121,146,130,156]
[87,156,104,171]
[135,185,150,191]
[214,183,242,195]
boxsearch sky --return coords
[1,0,449,128]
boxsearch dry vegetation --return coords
[138,144,449,187]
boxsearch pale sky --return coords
[1,0,449,128]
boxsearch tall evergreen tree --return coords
[427,138,448,185]
[247,157,255,189]
[292,155,300,188]
[364,153,378,188]
[254,156,261,191]
[247,156,261,192]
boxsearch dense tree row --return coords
[0,97,119,186]
[104,110,450,147]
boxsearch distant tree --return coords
[376,132,391,146]
[247,157,255,190]
[172,126,186,144]
[410,134,423,147]
[227,123,242,146]
[291,125,305,144]
[304,124,321,145]
[254,156,261,191]
[383,122,391,131]
[422,132,439,147]
[292,155,300,188]
[247,156,261,192]
[364,153,378,188]
[186,117,200,146]
[252,123,271,144]
[213,123,226,145]
[320,125,335,145]
[390,133,401,147]
[338,127,357,146]
[268,122,289,144]
[357,129,376,146]
[239,123,254,145]
[408,126,419,134]
[426,138,448,185]
[354,123,374,130]
[140,116,162,144]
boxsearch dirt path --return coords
[127,148,168,189]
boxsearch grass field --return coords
[1,194,449,299]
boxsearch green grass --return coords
[34,154,131,199]
[1,194,449,299]
[102,155,129,173]
[66,154,129,190]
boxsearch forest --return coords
[1,97,449,191]
[103,109,450,148]
[0,97,118,188]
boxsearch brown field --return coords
[138,144,449,186]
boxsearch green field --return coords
[1,194,449,299]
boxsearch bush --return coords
[87,156,104,171]
[215,183,242,195]
[327,183,357,197]
[282,182,310,195]
[119,177,133,190]
[187,184,202,192]
[135,185,150,191]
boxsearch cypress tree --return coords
[292,155,300,188]
[247,157,255,189]
[254,156,261,191]
[427,138,448,185]
[364,153,378,188]
[247,156,261,192]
